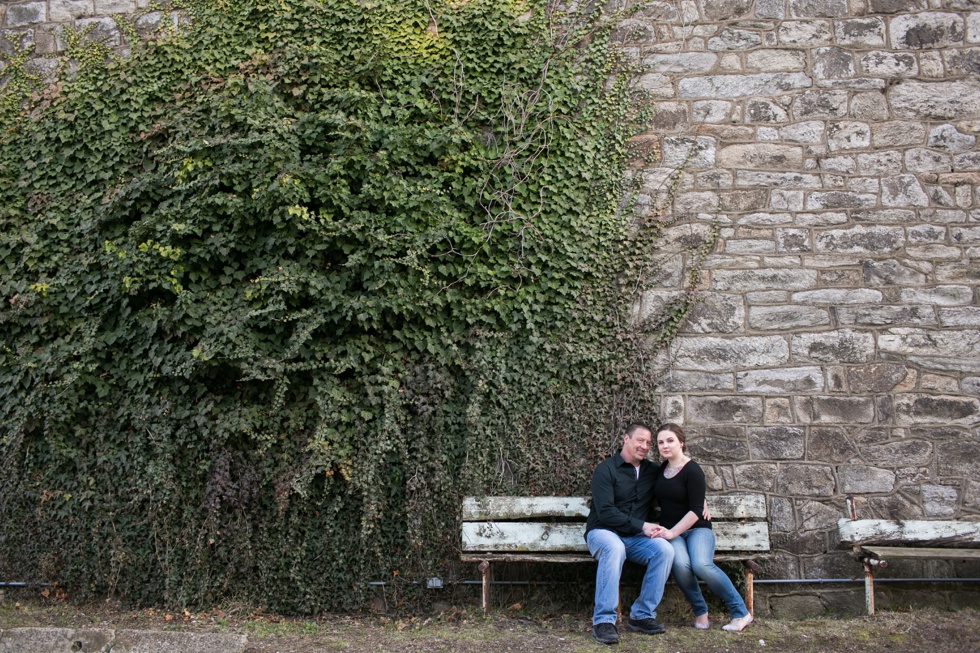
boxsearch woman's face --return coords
[657,430,684,460]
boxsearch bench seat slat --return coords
[861,546,980,561]
[462,521,770,553]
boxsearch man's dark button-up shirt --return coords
[585,452,658,537]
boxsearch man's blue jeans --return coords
[586,528,674,625]
[669,527,749,619]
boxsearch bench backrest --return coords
[462,494,770,554]
[837,518,980,548]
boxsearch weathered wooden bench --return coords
[836,496,980,615]
[461,493,771,616]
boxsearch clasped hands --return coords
[641,522,674,540]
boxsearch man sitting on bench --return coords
[585,423,674,645]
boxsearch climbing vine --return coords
[0,0,701,611]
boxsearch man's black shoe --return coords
[592,622,620,644]
[626,617,666,635]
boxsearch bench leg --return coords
[479,560,491,617]
[863,558,875,616]
[744,565,755,617]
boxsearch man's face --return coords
[621,428,652,466]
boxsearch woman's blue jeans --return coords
[669,527,748,619]
[586,528,674,625]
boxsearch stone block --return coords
[770,529,827,554]
[863,440,934,467]
[768,496,796,532]
[719,143,806,169]
[869,0,926,13]
[678,73,812,98]
[688,395,763,424]
[796,396,876,424]
[661,136,717,168]
[682,292,746,333]
[50,1,96,22]
[881,174,930,207]
[765,396,794,423]
[791,288,882,304]
[860,51,918,77]
[850,91,889,121]
[799,500,843,531]
[658,370,734,392]
[739,212,793,226]
[651,102,688,131]
[962,377,980,396]
[835,17,886,47]
[919,373,959,393]
[674,191,720,212]
[899,285,973,305]
[790,0,847,17]
[792,89,848,118]
[792,330,875,363]
[879,328,980,358]
[839,464,896,493]
[670,335,791,372]
[699,0,755,21]
[695,169,733,189]
[815,225,904,253]
[970,12,980,43]
[952,226,980,244]
[856,150,903,175]
[644,52,718,74]
[935,261,980,284]
[939,307,980,328]
[905,148,953,173]
[708,27,762,51]
[807,426,860,463]
[906,244,962,261]
[719,189,769,212]
[813,47,855,80]
[894,394,980,426]
[928,124,977,153]
[636,73,675,98]
[907,224,947,244]
[692,100,732,123]
[733,463,778,490]
[685,429,750,462]
[796,212,849,227]
[780,120,824,143]
[748,304,831,330]
[937,440,980,478]
[711,268,816,292]
[76,17,121,46]
[954,151,980,170]
[5,3,46,27]
[748,426,805,459]
[943,47,980,77]
[724,238,775,254]
[737,366,825,393]
[736,171,822,188]
[746,98,789,123]
[806,191,877,210]
[889,79,980,121]
[776,463,835,495]
[872,121,926,147]
[778,20,833,46]
[746,49,806,72]
[774,228,809,252]
[865,492,923,520]
[847,363,909,393]
[889,12,965,50]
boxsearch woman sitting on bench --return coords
[651,423,753,632]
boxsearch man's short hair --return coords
[624,423,653,438]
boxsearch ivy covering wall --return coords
[0,0,690,611]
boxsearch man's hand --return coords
[642,522,661,538]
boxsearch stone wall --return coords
[3,0,979,615]
[625,0,980,615]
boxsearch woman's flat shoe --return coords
[722,614,753,632]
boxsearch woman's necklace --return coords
[663,459,687,479]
